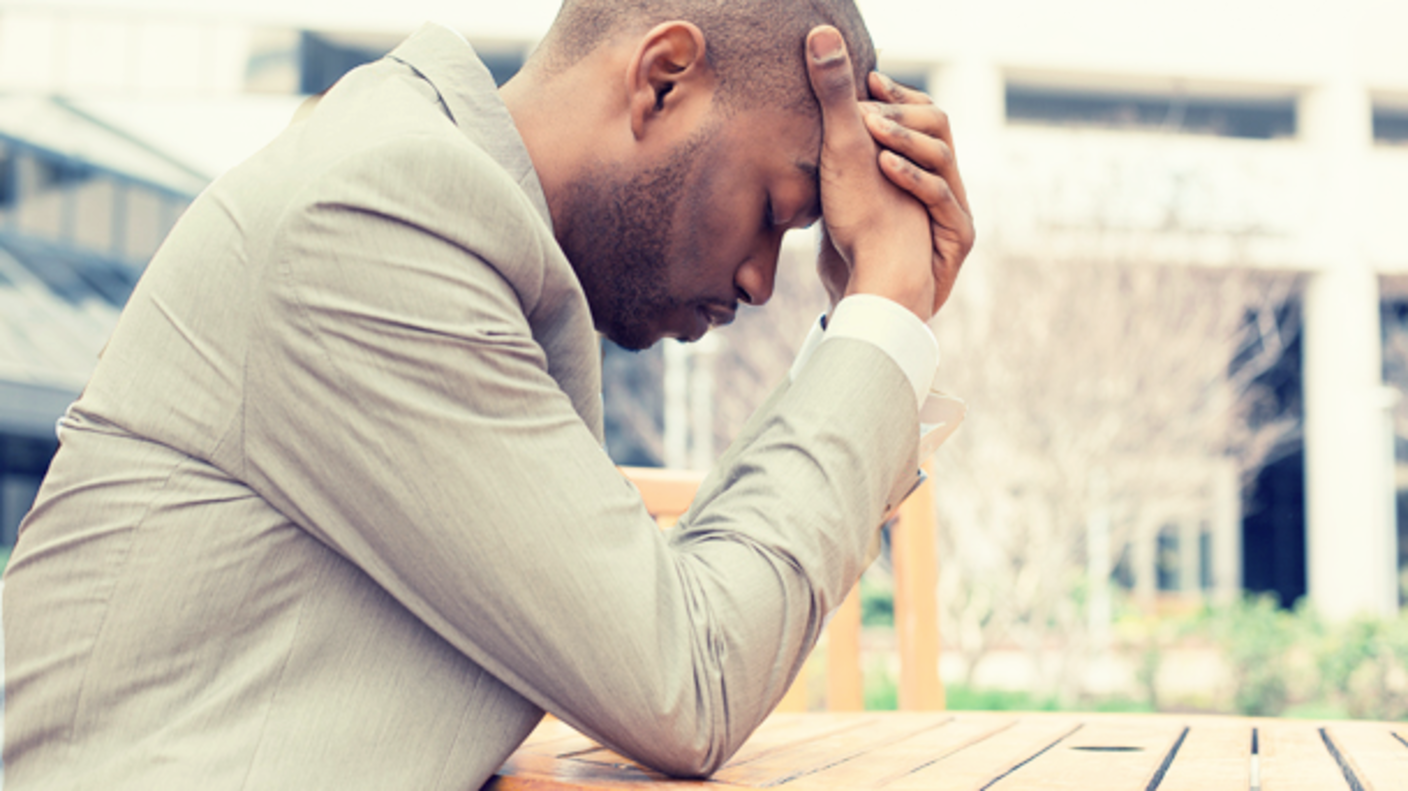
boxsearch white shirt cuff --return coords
[789,296,963,460]
[820,294,938,409]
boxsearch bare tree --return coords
[928,248,1301,699]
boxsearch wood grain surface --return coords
[486,712,1408,790]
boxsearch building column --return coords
[1212,460,1242,605]
[927,57,1003,339]
[1301,78,1399,619]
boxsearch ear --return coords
[626,21,715,141]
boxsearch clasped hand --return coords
[806,26,975,322]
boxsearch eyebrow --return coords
[795,160,822,227]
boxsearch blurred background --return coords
[0,0,1405,718]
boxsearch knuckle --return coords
[933,141,954,169]
[935,109,952,136]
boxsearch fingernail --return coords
[810,29,843,62]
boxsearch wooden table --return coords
[487,711,1408,790]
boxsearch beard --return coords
[556,133,710,351]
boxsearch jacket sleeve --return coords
[241,133,920,777]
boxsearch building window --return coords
[1374,106,1408,146]
[299,31,387,95]
[880,72,928,95]
[479,51,525,87]
[0,434,58,548]
[0,142,15,211]
[1006,85,1297,140]
[1156,525,1180,592]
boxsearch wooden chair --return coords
[620,465,944,712]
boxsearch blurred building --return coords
[0,97,200,545]
[0,0,1405,622]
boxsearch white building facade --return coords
[1,0,1405,618]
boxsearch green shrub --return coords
[945,685,1061,712]
[864,658,898,710]
[1208,595,1301,716]
[860,576,893,628]
[1317,613,1408,721]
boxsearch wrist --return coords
[845,266,934,323]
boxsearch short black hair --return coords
[536,0,876,117]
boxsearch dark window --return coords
[602,340,664,467]
[1155,526,1179,591]
[1239,295,1304,609]
[36,155,93,190]
[0,233,140,307]
[300,32,524,93]
[1007,85,1297,140]
[0,142,15,209]
[884,72,928,95]
[0,433,58,547]
[300,31,386,95]
[1375,106,1408,146]
[480,51,524,87]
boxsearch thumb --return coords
[806,27,865,153]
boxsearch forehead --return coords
[714,106,822,172]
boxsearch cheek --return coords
[671,178,753,277]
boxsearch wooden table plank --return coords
[1259,720,1356,790]
[980,717,1186,790]
[709,714,938,787]
[1153,720,1252,791]
[1324,723,1408,791]
[881,715,1082,790]
[786,714,1017,790]
[723,713,885,769]
[492,713,1408,791]
[489,752,694,791]
[533,713,869,778]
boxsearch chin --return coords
[601,321,662,353]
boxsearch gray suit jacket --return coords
[2,24,919,791]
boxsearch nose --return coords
[734,238,782,307]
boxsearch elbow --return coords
[645,739,730,780]
[621,701,737,779]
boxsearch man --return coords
[3,0,973,788]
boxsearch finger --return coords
[878,150,974,244]
[862,101,951,148]
[862,109,970,213]
[806,27,867,155]
[868,71,932,107]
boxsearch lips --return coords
[667,303,738,344]
[688,305,737,340]
[684,307,711,342]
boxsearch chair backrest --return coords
[619,466,945,712]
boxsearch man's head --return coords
[501,0,875,349]
[539,0,875,118]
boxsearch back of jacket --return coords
[2,27,600,791]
